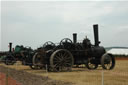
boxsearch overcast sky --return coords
[1,1,128,51]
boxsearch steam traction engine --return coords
[32,24,115,71]
[0,43,35,68]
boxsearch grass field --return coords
[0,60,128,85]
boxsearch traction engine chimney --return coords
[9,42,12,52]
[73,33,77,44]
[93,24,100,46]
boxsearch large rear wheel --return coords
[50,49,74,72]
[32,52,44,69]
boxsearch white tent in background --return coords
[107,48,128,55]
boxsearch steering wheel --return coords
[43,41,55,50]
[60,38,73,45]
[59,38,73,49]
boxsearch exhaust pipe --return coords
[9,42,12,52]
[93,24,100,46]
[73,33,77,44]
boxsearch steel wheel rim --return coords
[101,53,115,70]
[35,54,42,65]
[104,55,112,69]
[33,53,43,69]
[50,49,74,72]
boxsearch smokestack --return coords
[93,24,100,46]
[73,33,77,44]
[9,42,12,52]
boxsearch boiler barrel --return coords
[91,46,106,58]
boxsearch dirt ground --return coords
[0,66,73,85]
[115,57,128,60]
[0,60,128,85]
[0,72,21,85]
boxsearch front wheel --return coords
[101,53,115,70]
[4,54,16,65]
[86,58,98,70]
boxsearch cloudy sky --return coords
[1,1,128,51]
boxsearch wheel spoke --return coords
[55,55,61,61]
[63,52,68,57]
[50,49,73,72]
[64,55,72,60]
